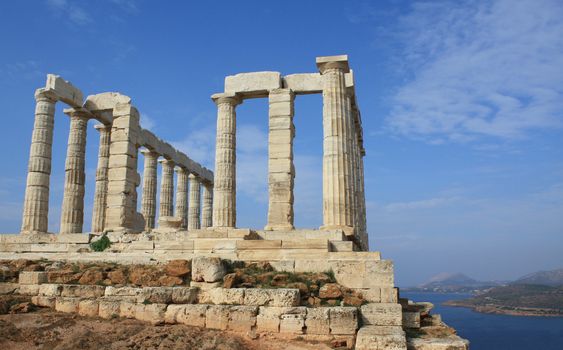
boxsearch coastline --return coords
[443,300,563,317]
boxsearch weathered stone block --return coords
[199,288,245,305]
[137,287,172,304]
[243,288,300,307]
[355,326,406,350]
[55,297,80,313]
[99,300,121,319]
[46,74,83,107]
[329,307,358,335]
[61,285,105,298]
[176,304,208,327]
[402,311,421,329]
[206,305,230,330]
[119,301,137,319]
[192,257,226,282]
[31,295,56,308]
[19,271,47,285]
[225,71,282,97]
[381,287,399,303]
[360,303,403,326]
[279,307,307,334]
[171,287,198,304]
[105,286,143,297]
[78,300,99,317]
[134,304,167,325]
[39,284,62,296]
[228,305,258,332]
[18,284,39,295]
[305,307,330,335]
[257,306,282,332]
[283,73,322,94]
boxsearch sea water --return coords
[402,292,563,350]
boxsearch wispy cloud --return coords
[47,0,92,25]
[384,196,460,212]
[385,0,563,144]
[140,113,156,131]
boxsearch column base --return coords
[264,224,295,231]
[319,225,355,236]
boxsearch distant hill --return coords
[404,272,502,293]
[512,269,563,287]
[422,273,479,287]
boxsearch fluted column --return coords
[159,159,175,219]
[60,108,89,234]
[21,89,58,234]
[175,167,189,229]
[91,124,111,232]
[201,182,213,228]
[317,55,354,232]
[141,150,159,230]
[211,93,241,228]
[188,173,202,230]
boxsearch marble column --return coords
[211,93,241,228]
[60,108,89,234]
[188,173,201,230]
[266,88,295,230]
[175,167,189,229]
[159,159,175,219]
[201,182,213,228]
[21,89,58,234]
[317,55,354,232]
[140,150,159,230]
[91,124,111,232]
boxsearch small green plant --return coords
[142,300,152,305]
[90,235,111,252]
[324,269,336,283]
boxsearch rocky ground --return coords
[0,308,334,350]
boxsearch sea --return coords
[402,292,563,350]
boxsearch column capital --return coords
[94,123,111,131]
[188,173,200,180]
[158,158,175,166]
[211,92,242,106]
[64,107,93,120]
[140,149,159,157]
[34,88,58,103]
[316,55,350,74]
[175,166,188,174]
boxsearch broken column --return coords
[91,124,111,232]
[60,108,90,234]
[140,150,159,230]
[201,182,213,228]
[211,93,241,228]
[159,159,175,219]
[317,55,354,233]
[21,89,58,234]
[265,88,295,231]
[188,173,201,230]
[175,167,189,229]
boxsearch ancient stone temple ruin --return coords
[0,55,469,350]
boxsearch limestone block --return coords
[381,287,399,303]
[269,129,294,144]
[158,216,183,229]
[270,260,295,272]
[171,287,198,304]
[199,288,245,305]
[269,117,294,131]
[19,271,47,285]
[154,241,194,251]
[236,240,282,250]
[137,287,173,304]
[18,284,39,295]
[305,307,330,335]
[30,244,68,252]
[279,307,307,334]
[120,301,137,319]
[192,257,226,282]
[228,305,258,332]
[78,300,99,317]
[39,284,62,296]
[360,303,403,326]
[257,307,282,332]
[329,307,358,335]
[283,73,322,94]
[84,92,131,112]
[364,260,395,288]
[190,281,222,290]
[135,303,167,325]
[206,305,230,330]
[105,286,143,297]
[0,283,18,295]
[330,241,354,252]
[294,260,331,273]
[243,288,300,307]
[329,260,365,288]
[164,304,182,324]
[99,300,121,319]
[282,239,328,249]
[61,285,105,298]
[32,295,56,308]
[193,239,236,251]
[225,71,282,97]
[45,74,83,107]
[407,335,469,350]
[55,234,90,243]
[55,297,80,313]
[402,311,420,329]
[176,304,208,327]
[355,326,407,350]
[269,102,293,116]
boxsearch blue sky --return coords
[0,0,562,286]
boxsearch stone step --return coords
[355,326,407,350]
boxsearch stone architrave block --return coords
[78,300,99,317]
[192,257,226,283]
[206,305,230,330]
[19,271,47,285]
[55,297,80,313]
[228,306,258,332]
[176,304,208,327]
[360,303,403,326]
[282,73,322,94]
[134,304,167,325]
[305,307,330,335]
[98,300,121,319]
[355,326,406,350]
[225,71,282,97]
[45,74,83,107]
[329,307,358,335]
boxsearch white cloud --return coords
[385,0,563,143]
[384,196,460,212]
[140,113,156,131]
[47,0,92,25]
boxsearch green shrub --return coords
[90,235,111,252]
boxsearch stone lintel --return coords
[224,71,282,98]
[63,107,95,119]
[316,55,350,74]
[282,73,322,94]
[45,74,83,107]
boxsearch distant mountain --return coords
[512,269,563,287]
[422,273,479,287]
[403,272,503,293]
